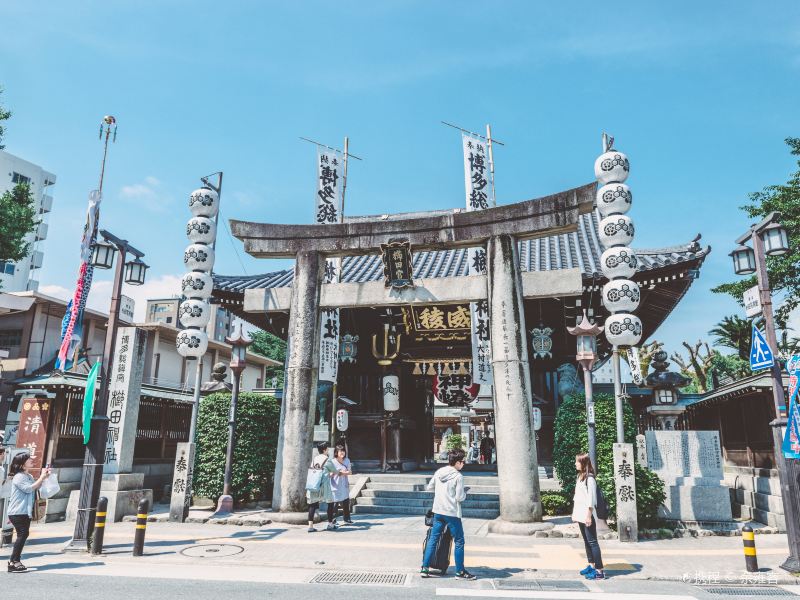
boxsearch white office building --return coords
[0,150,56,292]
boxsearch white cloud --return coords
[119,176,170,213]
[45,274,183,323]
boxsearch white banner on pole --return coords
[627,346,643,385]
[315,147,343,384]
[463,133,493,386]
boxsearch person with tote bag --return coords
[305,442,338,532]
[6,452,51,573]
[572,452,605,580]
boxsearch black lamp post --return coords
[731,211,799,573]
[216,321,252,514]
[67,229,147,551]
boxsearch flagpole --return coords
[486,124,497,207]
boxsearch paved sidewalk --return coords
[3,513,798,587]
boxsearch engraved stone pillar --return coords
[272,250,322,513]
[486,235,548,533]
[614,442,638,542]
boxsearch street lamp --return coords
[124,257,148,285]
[730,245,756,276]
[68,229,146,551]
[732,211,800,573]
[567,310,603,468]
[216,321,252,514]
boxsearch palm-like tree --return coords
[709,315,751,360]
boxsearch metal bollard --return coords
[132,498,150,557]
[742,526,758,572]
[90,496,108,556]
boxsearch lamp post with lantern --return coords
[69,229,148,550]
[216,321,252,513]
[730,211,800,574]
[568,310,603,468]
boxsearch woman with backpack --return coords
[572,452,605,580]
[306,442,338,532]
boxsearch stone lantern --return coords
[644,350,691,430]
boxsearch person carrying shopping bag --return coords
[572,452,605,580]
[420,448,476,580]
[306,442,338,532]
[329,444,353,525]
[6,452,51,573]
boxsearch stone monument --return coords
[645,430,732,522]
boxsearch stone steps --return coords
[357,496,500,509]
[360,489,499,501]
[352,504,499,519]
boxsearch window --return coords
[11,172,31,185]
[0,329,23,347]
[166,317,172,323]
[0,261,14,275]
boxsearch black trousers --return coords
[326,500,351,522]
[8,515,31,563]
[578,517,604,569]
[308,502,319,522]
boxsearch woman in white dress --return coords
[328,444,353,525]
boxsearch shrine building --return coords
[213,182,708,527]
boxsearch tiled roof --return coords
[214,211,709,293]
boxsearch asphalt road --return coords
[3,572,798,599]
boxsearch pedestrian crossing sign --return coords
[750,324,774,371]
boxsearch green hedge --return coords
[194,392,281,503]
[553,392,665,528]
[542,491,571,516]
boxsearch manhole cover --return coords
[180,544,244,558]
[495,580,588,591]
[700,587,797,597]
[310,572,407,586]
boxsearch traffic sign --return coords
[743,285,762,318]
[750,323,775,371]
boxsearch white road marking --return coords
[435,589,695,599]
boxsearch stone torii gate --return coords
[231,183,594,531]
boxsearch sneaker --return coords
[343,519,354,525]
[579,565,595,576]
[585,570,605,580]
[326,522,338,531]
[307,526,317,533]
[420,567,431,578]
[455,570,477,581]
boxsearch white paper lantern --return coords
[383,374,400,412]
[605,313,643,347]
[602,279,641,314]
[184,243,216,272]
[600,247,638,280]
[336,409,349,432]
[176,328,209,359]
[189,187,219,218]
[598,215,635,248]
[596,183,632,218]
[179,299,211,329]
[594,150,630,185]
[181,271,214,300]
[186,216,217,245]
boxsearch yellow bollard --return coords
[742,526,758,572]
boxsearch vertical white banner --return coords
[627,346,643,385]
[315,147,343,384]
[319,308,340,383]
[463,133,493,386]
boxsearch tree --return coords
[709,315,751,361]
[0,183,39,272]
[671,341,714,393]
[0,87,10,150]
[250,330,286,387]
[712,138,800,323]
[710,351,749,383]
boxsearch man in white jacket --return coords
[420,448,476,580]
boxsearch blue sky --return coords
[2,1,800,356]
